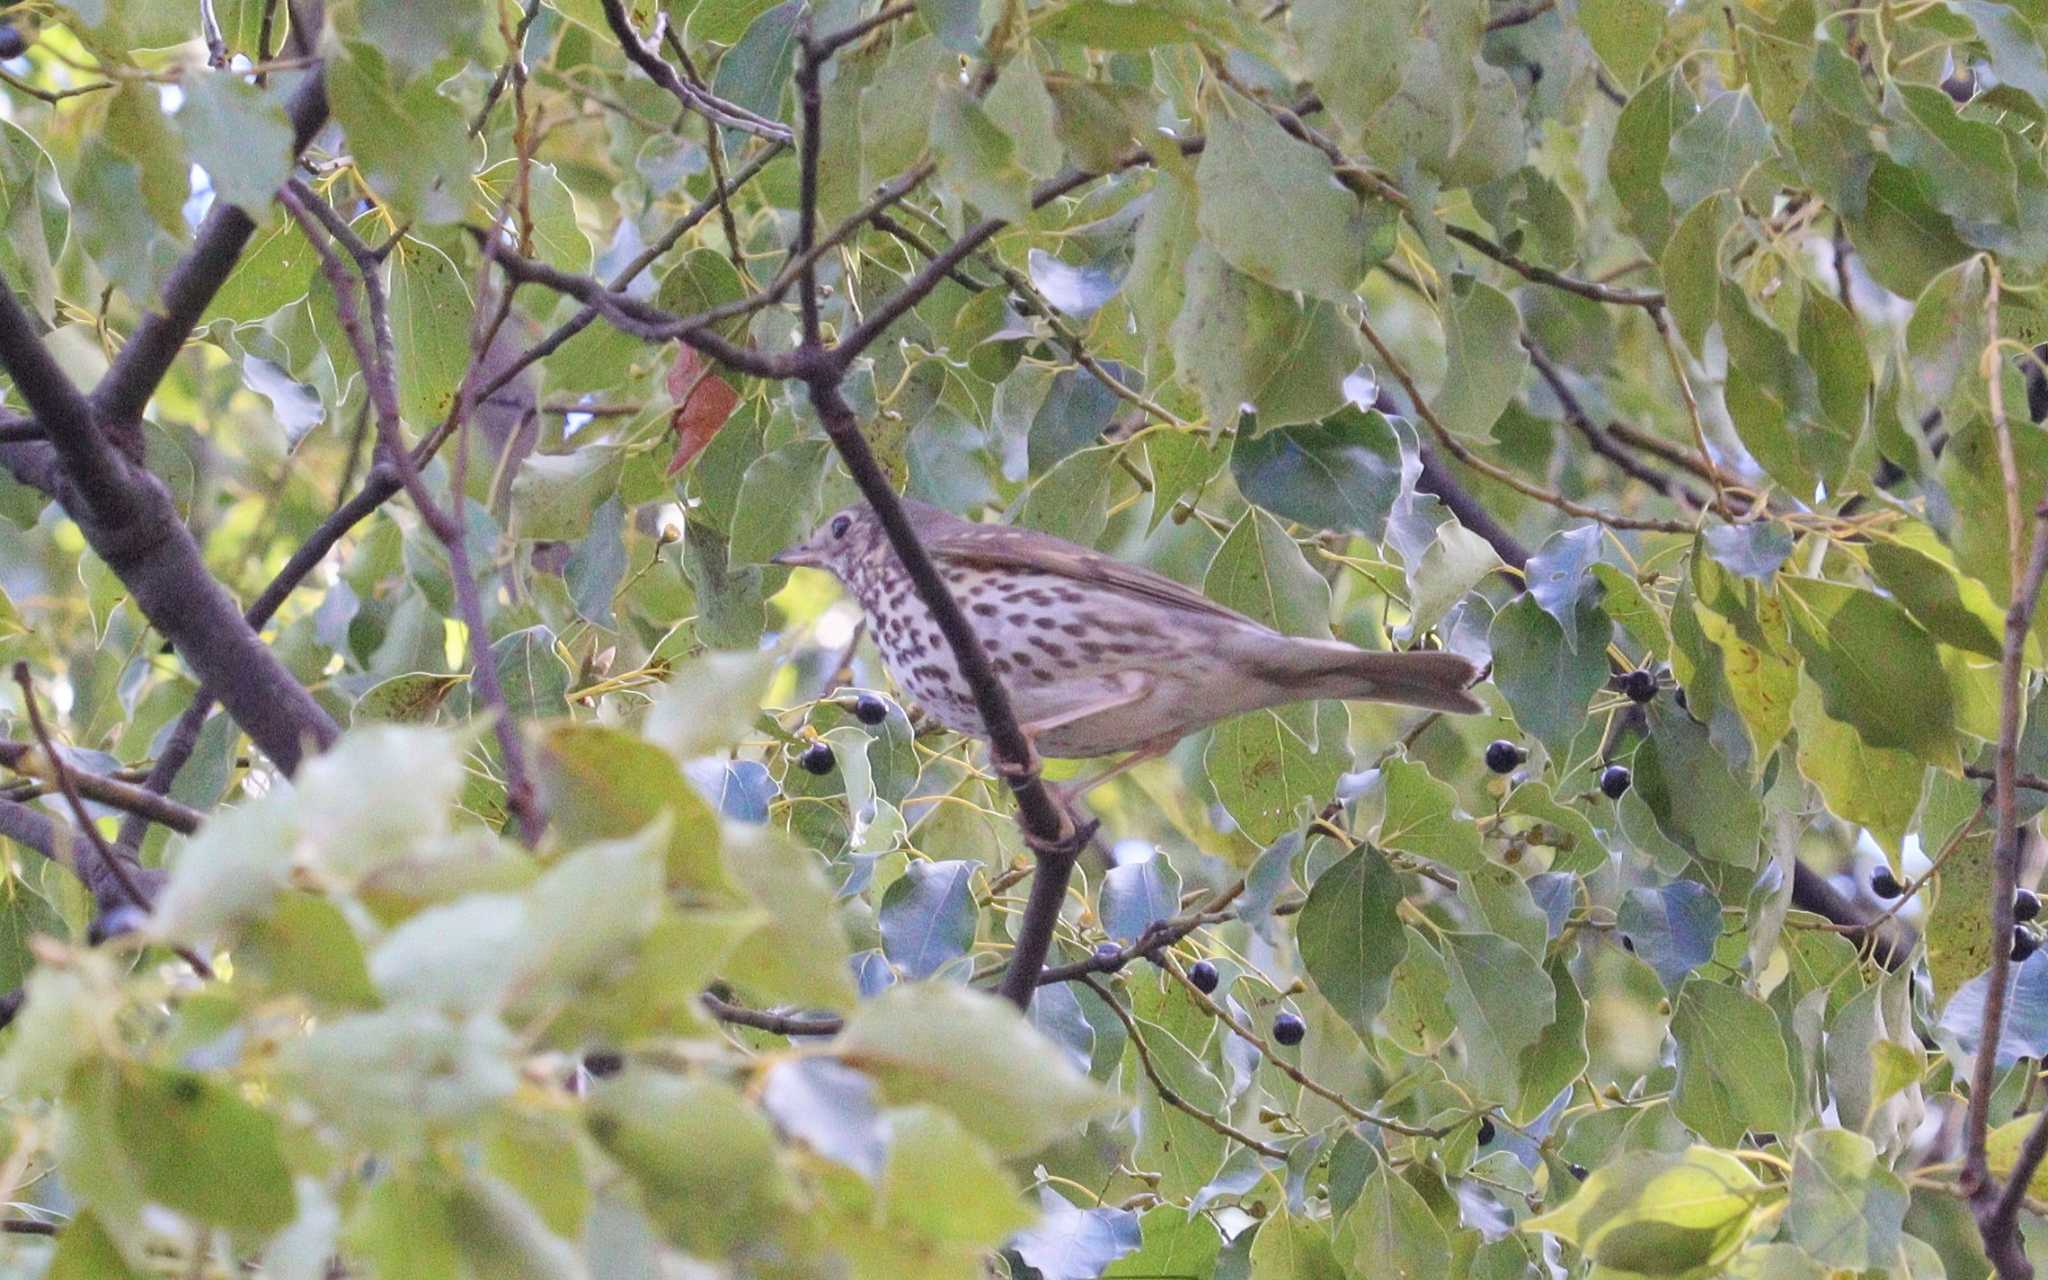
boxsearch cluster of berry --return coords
[1869,866,2044,959]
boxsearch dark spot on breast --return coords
[1009,613,1030,626]
[972,602,998,617]
[1029,636,1066,657]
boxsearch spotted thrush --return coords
[774,501,1483,796]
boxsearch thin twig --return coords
[1971,264,2048,1277]
[1079,974,1288,1158]
[1357,311,1693,534]
[0,741,202,835]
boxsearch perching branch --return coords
[1965,268,2048,1279]
[595,0,794,143]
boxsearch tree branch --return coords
[0,739,204,836]
[1967,270,2048,1279]
[595,0,793,143]
[0,282,339,774]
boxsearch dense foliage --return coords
[3,0,2048,1274]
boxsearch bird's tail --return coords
[1249,639,1485,714]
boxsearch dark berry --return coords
[1869,867,1904,900]
[1188,959,1220,993]
[1476,1116,1496,1145]
[582,1050,625,1078]
[0,25,23,60]
[1619,669,1657,703]
[2018,889,2042,923]
[1092,942,1124,969]
[1569,1163,1588,1180]
[87,905,147,946]
[1485,740,1525,774]
[2016,925,2042,963]
[853,694,888,725]
[1272,1012,1306,1046]
[1598,764,1631,799]
[798,742,835,776]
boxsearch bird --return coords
[773,500,1484,800]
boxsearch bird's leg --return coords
[1049,734,1178,809]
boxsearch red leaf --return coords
[665,346,740,476]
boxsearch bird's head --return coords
[771,504,885,579]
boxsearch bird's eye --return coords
[830,514,852,539]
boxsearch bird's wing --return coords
[918,518,1265,629]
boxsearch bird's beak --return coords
[771,544,817,568]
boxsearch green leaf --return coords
[1610,71,1682,254]
[1441,931,1553,1104]
[509,447,625,542]
[721,824,857,1007]
[1230,410,1402,539]
[327,41,471,224]
[1132,1016,1228,1196]
[490,626,572,721]
[48,1213,142,1280]
[1580,0,1666,86]
[1252,1208,1348,1279]
[643,648,779,760]
[1106,1206,1222,1278]
[1663,89,1774,213]
[834,983,1114,1155]
[1171,245,1358,433]
[880,1105,1034,1243]
[1205,506,1332,637]
[111,1063,299,1232]
[1633,701,1764,868]
[176,71,294,215]
[588,1071,799,1256]
[879,859,978,979]
[1289,0,1413,141]
[1791,674,1923,859]
[1297,846,1407,1036]
[1207,701,1352,844]
[1522,1146,1767,1275]
[1434,279,1527,438]
[1336,1167,1448,1280]
[1661,194,1726,353]
[1670,978,1797,1144]
[1488,594,1610,759]
[1788,1129,1907,1270]
[385,236,475,433]
[1841,157,1975,299]
[537,723,732,896]
[1866,520,2007,660]
[1376,756,1485,872]
[1780,576,1957,767]
[1195,89,1390,299]
[930,82,1033,222]
[1883,82,2018,225]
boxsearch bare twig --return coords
[1080,974,1288,1158]
[11,665,154,916]
[595,0,794,142]
[0,740,202,835]
[1357,310,1692,534]
[1967,265,2048,1278]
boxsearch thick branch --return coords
[0,284,339,774]
[0,795,165,911]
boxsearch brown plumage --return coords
[774,501,1482,788]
